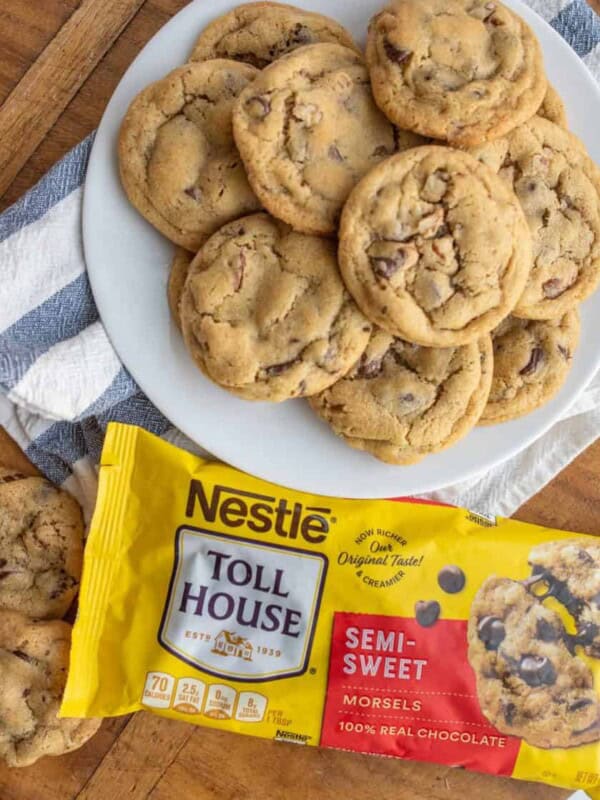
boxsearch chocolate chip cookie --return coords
[339,146,531,347]
[119,60,261,251]
[471,117,600,319]
[529,540,600,658]
[168,247,193,332]
[366,0,547,147]
[180,213,372,401]
[190,2,359,68]
[232,43,412,235]
[480,311,579,425]
[0,476,84,619]
[309,328,492,464]
[538,85,568,128]
[0,611,100,766]
[468,577,600,749]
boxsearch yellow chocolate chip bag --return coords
[63,423,600,792]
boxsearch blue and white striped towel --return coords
[1,0,600,522]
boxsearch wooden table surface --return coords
[0,2,599,798]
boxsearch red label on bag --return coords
[320,612,520,776]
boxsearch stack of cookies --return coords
[119,0,600,466]
[0,471,100,766]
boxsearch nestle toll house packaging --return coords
[63,424,600,793]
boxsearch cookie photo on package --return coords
[62,424,600,793]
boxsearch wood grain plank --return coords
[0,719,130,800]
[0,0,79,95]
[0,0,147,199]
[146,727,568,800]
[516,438,600,534]
[75,713,194,800]
[0,0,189,211]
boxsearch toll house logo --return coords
[158,527,328,681]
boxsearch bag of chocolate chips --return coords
[63,423,600,792]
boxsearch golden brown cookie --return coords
[309,329,492,464]
[480,312,579,425]
[366,0,547,147]
[468,577,600,749]
[0,611,101,767]
[471,117,600,319]
[190,2,359,67]
[119,60,261,251]
[167,247,194,332]
[180,213,372,401]
[0,476,84,619]
[339,146,532,347]
[537,85,568,128]
[233,43,416,235]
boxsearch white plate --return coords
[84,0,600,499]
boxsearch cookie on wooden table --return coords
[338,146,531,347]
[0,475,84,619]
[366,0,547,147]
[309,329,492,465]
[471,117,600,319]
[0,610,101,767]
[480,312,579,424]
[180,213,372,402]
[119,60,261,252]
[190,2,360,67]
[233,43,420,236]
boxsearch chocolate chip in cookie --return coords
[518,654,556,687]
[477,616,506,650]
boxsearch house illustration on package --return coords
[211,630,254,661]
